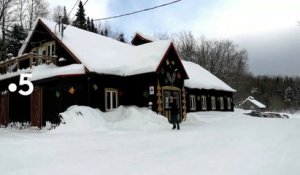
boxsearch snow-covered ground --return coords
[1,106,300,175]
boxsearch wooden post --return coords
[53,55,57,65]
[29,54,33,68]
[16,60,19,70]
[5,63,8,73]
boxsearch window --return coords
[220,97,224,110]
[47,43,56,56]
[105,88,118,111]
[201,96,207,110]
[211,96,216,110]
[190,95,196,111]
[163,91,171,109]
[227,97,232,110]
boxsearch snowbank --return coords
[56,105,169,132]
[1,108,300,175]
[56,106,107,132]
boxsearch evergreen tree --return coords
[91,19,97,33]
[86,17,91,31]
[117,33,126,43]
[61,6,70,25]
[6,24,27,56]
[73,1,86,29]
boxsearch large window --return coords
[47,43,56,57]
[220,97,224,110]
[105,88,118,111]
[201,96,207,110]
[227,97,232,110]
[190,95,196,111]
[211,96,216,110]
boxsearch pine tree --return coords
[91,19,97,33]
[61,6,70,25]
[73,1,86,30]
[7,24,27,56]
[86,17,91,31]
[117,33,126,43]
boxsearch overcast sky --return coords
[49,0,300,76]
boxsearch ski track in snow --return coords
[0,106,300,175]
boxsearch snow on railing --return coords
[0,53,57,75]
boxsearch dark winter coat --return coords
[170,100,179,124]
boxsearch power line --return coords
[93,0,182,21]
[67,0,80,18]
[83,0,89,6]
[69,0,90,24]
[64,0,90,32]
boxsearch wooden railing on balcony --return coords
[0,53,57,75]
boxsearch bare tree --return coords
[16,0,26,27]
[171,31,249,85]
[26,0,49,29]
[52,5,63,23]
[0,0,17,60]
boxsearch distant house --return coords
[0,18,235,128]
[241,96,266,111]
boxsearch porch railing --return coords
[0,53,57,75]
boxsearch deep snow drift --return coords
[56,105,170,132]
[1,106,300,175]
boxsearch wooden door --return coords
[162,87,182,123]
[31,87,43,128]
[0,94,9,127]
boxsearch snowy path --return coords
[0,107,300,175]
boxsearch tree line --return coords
[157,31,300,112]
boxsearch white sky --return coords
[49,0,300,76]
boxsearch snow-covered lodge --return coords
[0,18,235,128]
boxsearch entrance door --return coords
[0,93,9,127]
[162,87,182,122]
[31,87,43,128]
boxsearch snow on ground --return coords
[1,106,300,175]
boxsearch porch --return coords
[0,53,57,75]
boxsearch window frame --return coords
[105,88,118,111]
[47,43,56,57]
[211,96,216,110]
[227,97,232,110]
[220,97,224,110]
[189,95,196,111]
[201,95,207,110]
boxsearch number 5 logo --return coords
[19,74,34,96]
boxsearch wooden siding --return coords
[31,87,43,128]
[0,93,9,126]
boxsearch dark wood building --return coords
[0,18,235,128]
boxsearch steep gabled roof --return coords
[19,18,175,76]
[182,61,236,92]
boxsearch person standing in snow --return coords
[170,96,180,130]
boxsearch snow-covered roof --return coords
[243,96,266,109]
[132,32,158,42]
[19,18,172,76]
[182,61,236,92]
[0,64,85,81]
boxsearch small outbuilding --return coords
[241,96,266,111]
